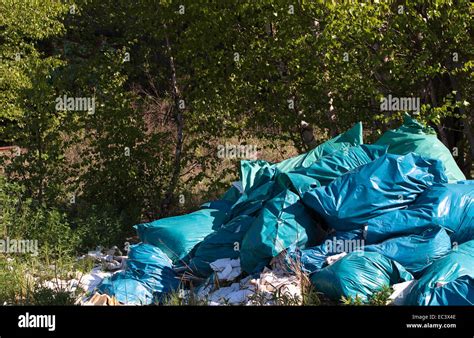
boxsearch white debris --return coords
[197,266,303,305]
[325,252,347,265]
[78,267,113,294]
[389,280,416,305]
[210,258,241,281]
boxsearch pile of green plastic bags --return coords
[97,114,473,305]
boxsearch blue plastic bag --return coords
[364,227,452,276]
[97,243,179,305]
[228,180,279,219]
[240,190,324,274]
[303,153,448,231]
[276,144,387,197]
[365,182,474,244]
[311,251,413,303]
[427,275,473,305]
[287,230,364,274]
[375,114,465,182]
[405,240,474,305]
[275,122,363,173]
[240,160,275,193]
[187,215,255,277]
[135,208,228,262]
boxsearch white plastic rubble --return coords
[210,258,242,281]
[325,252,347,265]
[197,261,303,305]
[389,280,416,305]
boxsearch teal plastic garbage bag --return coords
[427,275,473,305]
[287,229,364,274]
[364,227,451,276]
[228,180,279,219]
[303,153,448,231]
[135,208,228,262]
[220,185,242,204]
[228,123,365,217]
[200,199,235,214]
[365,182,474,244]
[405,240,474,305]
[97,243,179,305]
[240,160,275,193]
[275,122,363,173]
[276,144,387,196]
[188,215,255,277]
[375,113,465,182]
[240,190,324,274]
[311,251,413,303]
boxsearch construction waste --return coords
[78,114,473,306]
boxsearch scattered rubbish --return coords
[84,117,472,306]
[196,265,303,305]
[210,258,242,281]
[82,292,121,306]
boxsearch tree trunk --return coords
[428,79,450,147]
[160,24,184,216]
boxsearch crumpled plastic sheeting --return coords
[365,182,474,245]
[275,122,363,173]
[135,208,228,262]
[97,243,179,305]
[240,189,323,274]
[303,152,448,232]
[405,240,474,305]
[364,227,452,276]
[276,144,388,196]
[375,113,466,182]
[311,251,413,303]
[285,230,364,275]
[187,215,254,277]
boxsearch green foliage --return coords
[0,254,81,305]
[0,1,472,266]
[0,177,80,258]
[341,294,365,306]
[369,285,393,306]
[340,285,393,306]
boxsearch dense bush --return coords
[0,1,472,253]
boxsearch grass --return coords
[341,285,394,306]
[0,254,94,305]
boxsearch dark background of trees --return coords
[0,0,472,253]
